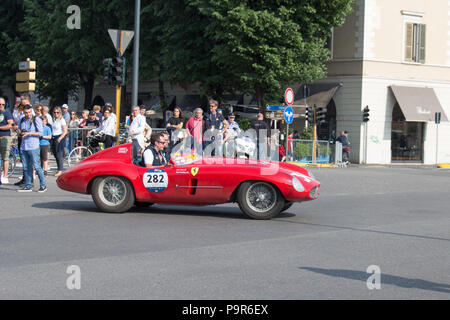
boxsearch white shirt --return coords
[94,115,116,136]
[52,118,67,136]
[129,114,146,138]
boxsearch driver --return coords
[141,132,167,167]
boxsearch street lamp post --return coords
[132,0,141,107]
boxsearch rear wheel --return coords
[237,181,285,220]
[91,176,135,213]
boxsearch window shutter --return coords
[418,24,426,64]
[404,23,414,62]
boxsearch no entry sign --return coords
[284,88,294,106]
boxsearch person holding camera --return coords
[17,105,46,193]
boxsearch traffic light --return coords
[306,106,314,123]
[103,58,112,84]
[363,106,370,122]
[111,56,126,86]
[16,58,36,92]
[316,107,327,124]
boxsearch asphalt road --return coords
[0,166,449,300]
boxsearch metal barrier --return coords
[290,139,343,165]
[66,127,168,151]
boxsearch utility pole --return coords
[132,0,141,107]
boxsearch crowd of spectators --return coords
[0,93,118,190]
[0,95,294,190]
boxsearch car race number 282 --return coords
[143,168,169,193]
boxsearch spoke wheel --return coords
[237,181,285,220]
[246,182,277,213]
[92,176,135,213]
[68,146,92,167]
[7,151,16,177]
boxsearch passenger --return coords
[141,132,168,167]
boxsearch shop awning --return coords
[292,83,342,110]
[390,86,448,122]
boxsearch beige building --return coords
[308,0,450,164]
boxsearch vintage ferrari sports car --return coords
[57,144,320,219]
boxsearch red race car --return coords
[57,144,320,220]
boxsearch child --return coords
[40,116,52,175]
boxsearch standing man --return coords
[203,99,228,156]
[185,108,204,153]
[61,104,71,155]
[42,106,53,126]
[128,106,146,160]
[90,108,116,149]
[17,105,47,193]
[336,130,350,163]
[0,97,14,184]
[250,113,270,160]
[14,93,33,186]
[61,104,71,122]
[223,113,241,158]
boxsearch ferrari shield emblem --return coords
[191,167,199,176]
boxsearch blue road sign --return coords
[284,106,294,124]
[266,105,285,111]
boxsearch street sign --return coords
[108,29,134,56]
[284,106,294,124]
[435,112,441,124]
[284,88,294,106]
[266,105,285,111]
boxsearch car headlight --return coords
[292,176,305,192]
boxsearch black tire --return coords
[91,176,135,213]
[281,202,294,213]
[237,181,285,220]
[135,202,155,208]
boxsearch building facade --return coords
[316,0,450,164]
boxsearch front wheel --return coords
[237,181,285,220]
[91,176,135,213]
[68,146,92,167]
[7,151,17,177]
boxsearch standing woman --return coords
[51,106,68,177]
[166,107,184,147]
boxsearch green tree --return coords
[15,0,134,106]
[193,0,354,111]
[0,0,28,95]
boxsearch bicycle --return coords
[67,134,105,167]
[1,139,19,178]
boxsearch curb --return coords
[438,164,450,168]
[288,162,339,168]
